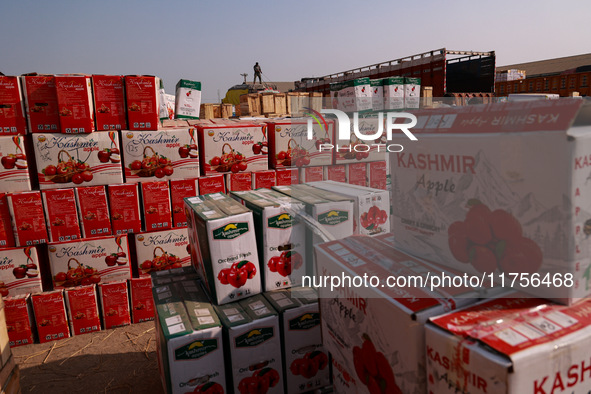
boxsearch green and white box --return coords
[338,78,372,113]
[370,79,385,111]
[175,80,202,120]
[404,77,421,109]
[384,77,405,110]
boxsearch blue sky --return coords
[2,0,591,102]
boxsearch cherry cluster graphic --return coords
[448,200,543,274]
[353,335,401,394]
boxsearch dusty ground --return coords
[11,322,164,394]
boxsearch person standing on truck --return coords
[253,62,262,84]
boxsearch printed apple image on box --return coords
[159,91,175,122]
[404,77,421,109]
[122,128,199,183]
[175,79,202,120]
[184,193,261,305]
[64,284,101,336]
[125,75,160,131]
[7,191,48,247]
[5,294,34,347]
[54,75,95,134]
[98,280,131,329]
[92,75,127,131]
[252,170,276,189]
[384,77,405,110]
[42,188,81,243]
[231,189,306,291]
[0,193,15,248]
[324,164,346,183]
[370,78,385,112]
[75,186,112,238]
[334,114,386,164]
[264,288,330,394]
[31,290,70,344]
[107,183,142,235]
[0,246,43,297]
[21,75,60,133]
[48,235,131,289]
[0,135,32,193]
[129,278,155,324]
[170,179,199,228]
[33,131,123,189]
[135,228,190,277]
[346,163,367,187]
[225,172,252,192]
[334,78,372,113]
[299,166,324,183]
[275,169,299,186]
[0,76,27,135]
[196,119,268,175]
[368,161,387,190]
[197,175,226,195]
[213,295,283,394]
[140,181,172,232]
[266,118,333,169]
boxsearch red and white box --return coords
[169,178,199,228]
[0,194,15,248]
[134,228,190,277]
[48,235,131,289]
[346,163,367,187]
[225,172,252,192]
[125,75,160,131]
[276,169,299,186]
[0,135,32,193]
[197,174,226,194]
[427,296,591,394]
[107,183,142,235]
[0,76,26,135]
[140,181,172,232]
[266,118,334,169]
[92,75,127,131]
[31,290,70,343]
[75,186,112,238]
[129,278,155,324]
[5,294,34,347]
[324,164,346,183]
[368,160,387,190]
[252,170,276,189]
[98,281,131,329]
[0,246,43,297]
[54,75,95,134]
[33,131,124,189]
[64,285,101,336]
[299,166,324,183]
[121,128,199,183]
[334,114,386,164]
[42,188,81,243]
[7,191,48,247]
[196,119,268,175]
[21,75,60,133]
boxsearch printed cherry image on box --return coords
[0,246,42,297]
[75,186,112,238]
[122,128,199,183]
[31,290,70,343]
[48,235,131,289]
[195,119,268,175]
[0,76,27,135]
[5,294,34,347]
[92,75,127,131]
[125,75,160,131]
[107,183,142,235]
[6,191,49,247]
[54,75,95,134]
[389,100,591,304]
[334,114,386,164]
[33,131,124,189]
[21,75,61,133]
[0,135,32,193]
[135,228,190,277]
[42,188,81,243]
[64,284,101,336]
[98,280,131,329]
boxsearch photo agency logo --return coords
[304,108,418,152]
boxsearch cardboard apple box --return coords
[404,77,421,109]
[54,75,95,134]
[47,235,131,289]
[252,170,276,189]
[134,227,190,277]
[21,75,60,133]
[370,79,385,111]
[383,77,404,110]
[75,186,112,238]
[129,278,155,324]
[121,128,199,183]
[333,78,372,113]
[175,79,202,120]
[140,181,172,232]
[299,166,324,183]
[346,162,367,187]
[92,75,127,131]
[159,91,175,122]
[7,191,48,247]
[170,179,199,228]
[334,114,387,164]
[31,290,70,343]
[368,160,387,190]
[324,164,346,183]
[0,135,31,193]
[225,172,252,192]
[107,183,142,235]
[0,246,43,298]
[64,285,101,336]
[276,169,299,186]
[125,75,160,131]
[98,281,131,329]
[0,193,15,248]
[32,131,124,189]
[5,294,34,347]
[0,76,27,135]
[197,174,226,195]
[42,188,81,243]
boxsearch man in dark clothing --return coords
[253,62,262,84]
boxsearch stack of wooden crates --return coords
[239,91,324,118]
[0,297,20,394]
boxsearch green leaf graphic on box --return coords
[268,213,294,229]
[212,222,249,240]
[174,339,218,360]
[289,313,320,330]
[318,210,349,226]
[235,327,274,348]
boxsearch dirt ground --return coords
[11,321,164,394]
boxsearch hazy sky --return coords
[2,0,591,102]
